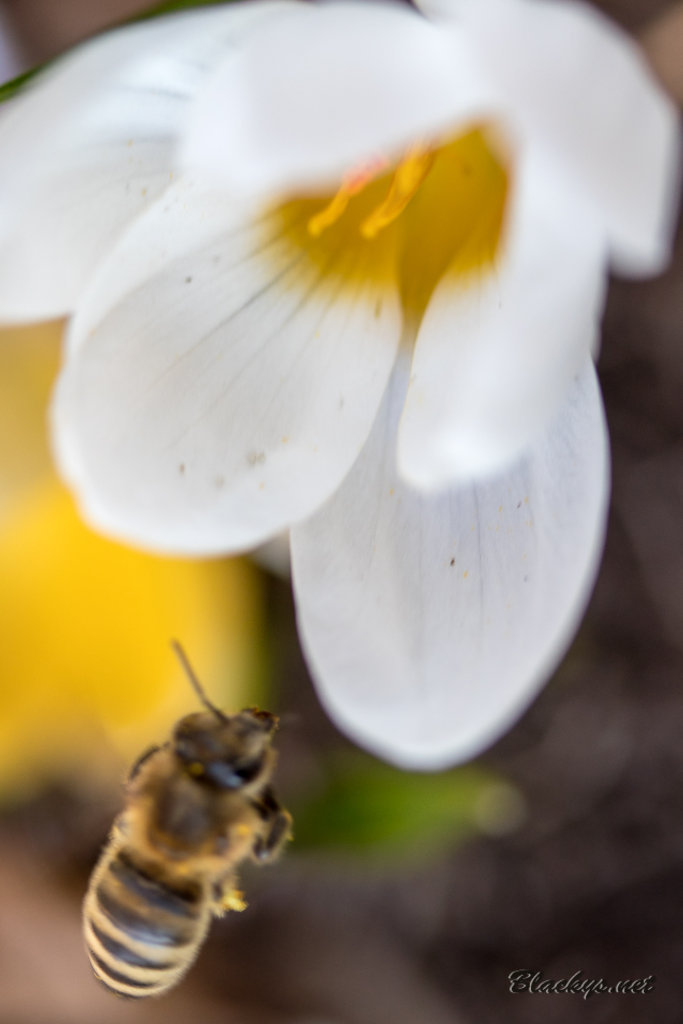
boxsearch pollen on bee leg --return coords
[222,887,248,913]
[212,878,248,916]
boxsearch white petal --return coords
[291,352,609,769]
[181,0,495,196]
[417,0,680,275]
[0,4,285,322]
[52,179,402,554]
[398,144,607,488]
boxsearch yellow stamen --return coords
[307,156,388,237]
[360,144,435,239]
[307,190,353,238]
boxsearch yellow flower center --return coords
[274,125,510,323]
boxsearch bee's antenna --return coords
[171,640,229,722]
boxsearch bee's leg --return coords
[126,744,162,785]
[251,786,293,864]
[210,873,248,917]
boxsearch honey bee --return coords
[83,641,292,999]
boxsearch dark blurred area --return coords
[1,0,144,60]
[0,1,682,1023]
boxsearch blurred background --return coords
[0,1,681,1022]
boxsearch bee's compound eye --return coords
[204,763,242,788]
[205,757,263,789]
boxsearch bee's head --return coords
[172,708,278,790]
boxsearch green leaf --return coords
[290,751,514,867]
[0,68,38,105]
[0,0,240,105]
[131,0,240,19]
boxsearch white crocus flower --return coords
[0,0,678,768]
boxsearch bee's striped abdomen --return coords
[83,847,210,999]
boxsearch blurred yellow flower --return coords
[0,323,264,803]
